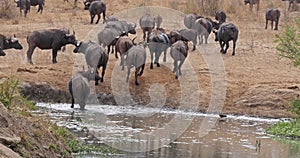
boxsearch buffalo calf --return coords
[265,8,280,30]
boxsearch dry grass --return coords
[0,0,18,19]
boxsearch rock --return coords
[0,136,21,145]
[0,143,22,158]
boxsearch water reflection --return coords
[34,103,300,158]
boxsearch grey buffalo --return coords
[183,13,203,29]
[215,10,226,23]
[126,43,146,85]
[98,28,119,54]
[213,23,239,56]
[105,20,137,35]
[73,41,108,85]
[140,14,162,41]
[0,34,23,56]
[26,29,77,64]
[15,0,30,17]
[115,36,136,70]
[88,0,106,24]
[68,67,101,110]
[147,32,172,69]
[106,15,119,22]
[170,41,189,79]
[83,0,99,10]
[193,17,214,44]
[244,0,260,11]
[265,8,280,30]
[177,29,197,51]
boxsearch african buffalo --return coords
[26,29,77,64]
[215,10,226,23]
[115,36,136,70]
[170,41,189,79]
[83,0,99,10]
[0,34,23,56]
[183,13,203,29]
[140,14,162,41]
[68,67,101,110]
[73,41,108,84]
[265,8,280,30]
[126,43,146,85]
[105,20,137,36]
[98,28,119,55]
[213,23,239,56]
[193,17,213,44]
[15,0,30,17]
[244,0,260,11]
[88,0,106,24]
[147,31,172,69]
[177,29,197,51]
[29,0,44,14]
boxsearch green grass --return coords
[266,120,300,138]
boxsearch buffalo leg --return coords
[143,30,146,41]
[101,66,106,82]
[102,11,106,24]
[96,14,100,24]
[232,41,236,56]
[27,46,36,64]
[174,60,178,79]
[178,59,185,76]
[90,14,95,24]
[121,54,125,71]
[163,49,167,62]
[150,51,154,69]
[155,52,161,67]
[126,68,131,83]
[271,21,274,30]
[265,20,268,29]
[224,42,230,54]
[139,64,145,76]
[219,41,224,53]
[135,67,140,85]
[275,19,279,30]
[52,50,58,63]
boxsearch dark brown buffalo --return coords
[26,29,77,64]
[115,36,136,70]
[215,10,227,23]
[265,8,280,30]
[244,0,260,11]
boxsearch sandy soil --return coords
[1,0,300,118]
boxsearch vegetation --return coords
[0,0,17,19]
[0,76,116,156]
[276,19,300,66]
[266,100,300,138]
[267,19,300,138]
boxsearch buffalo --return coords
[215,10,226,24]
[170,41,189,79]
[88,0,106,24]
[183,13,203,29]
[147,31,172,69]
[68,67,101,110]
[26,29,78,64]
[213,23,239,56]
[115,36,136,70]
[105,20,137,36]
[140,14,162,41]
[73,41,108,84]
[193,18,214,44]
[244,0,260,11]
[177,29,197,51]
[29,0,44,14]
[265,8,280,30]
[83,0,99,10]
[15,0,30,17]
[0,34,23,56]
[0,49,5,56]
[126,43,146,85]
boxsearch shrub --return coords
[0,0,18,19]
[275,19,300,66]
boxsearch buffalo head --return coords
[7,35,23,49]
[64,31,78,46]
[73,41,82,53]
[83,1,91,10]
[128,22,137,34]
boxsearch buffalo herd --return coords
[2,0,296,109]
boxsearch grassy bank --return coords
[266,100,300,139]
[0,76,116,157]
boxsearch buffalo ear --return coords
[73,31,75,35]
[13,34,16,38]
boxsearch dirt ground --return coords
[1,0,300,118]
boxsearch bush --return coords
[0,0,18,19]
[291,100,300,117]
[276,19,300,66]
